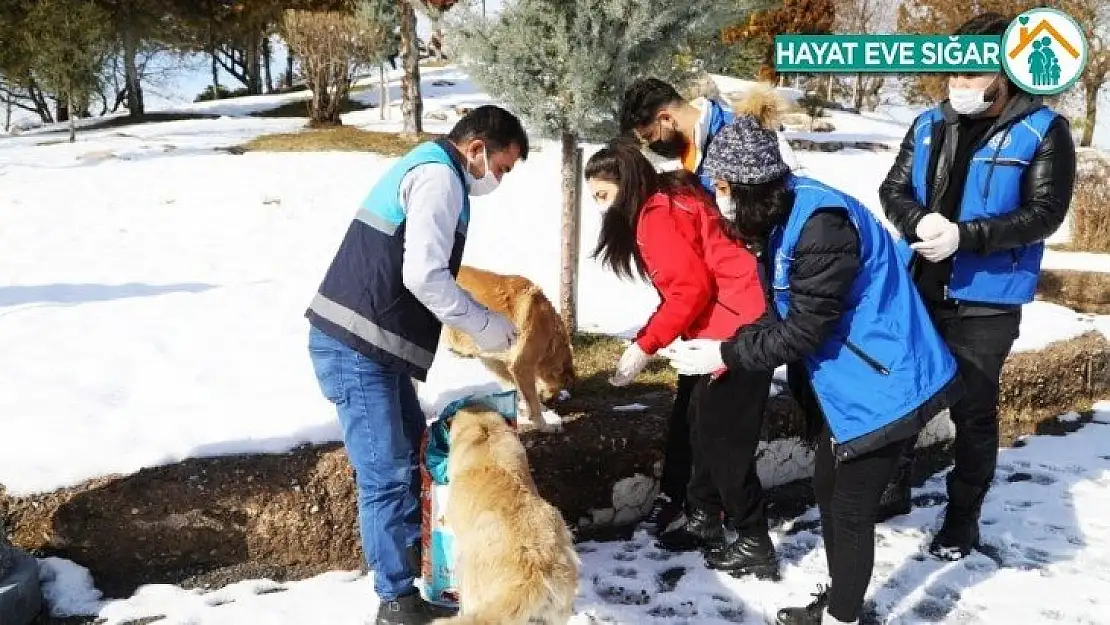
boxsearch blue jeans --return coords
[307,324,425,600]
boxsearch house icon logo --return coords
[1002,8,1088,96]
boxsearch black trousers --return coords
[928,305,1021,511]
[659,375,720,511]
[687,369,773,531]
[815,422,905,622]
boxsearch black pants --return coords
[687,369,773,531]
[928,305,1021,511]
[815,423,905,622]
[659,375,721,512]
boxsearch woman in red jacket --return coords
[584,138,779,579]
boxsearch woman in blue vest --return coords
[878,12,1076,560]
[666,115,960,625]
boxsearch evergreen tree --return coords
[449,0,729,330]
[1057,0,1110,147]
[25,0,112,141]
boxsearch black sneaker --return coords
[705,530,781,581]
[640,494,686,537]
[928,507,980,561]
[776,585,829,625]
[375,591,441,625]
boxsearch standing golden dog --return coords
[432,407,579,625]
[444,266,575,430]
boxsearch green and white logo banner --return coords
[774,35,1002,73]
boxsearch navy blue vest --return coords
[770,176,957,450]
[306,140,471,380]
[910,106,1059,305]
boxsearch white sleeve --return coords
[400,164,490,336]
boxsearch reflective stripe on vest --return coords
[309,293,435,371]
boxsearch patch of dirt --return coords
[239,127,443,156]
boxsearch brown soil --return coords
[5,332,1104,604]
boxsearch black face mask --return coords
[648,132,686,160]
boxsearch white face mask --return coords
[466,148,500,196]
[595,201,612,215]
[949,78,997,116]
[716,194,735,220]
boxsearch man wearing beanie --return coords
[666,114,960,625]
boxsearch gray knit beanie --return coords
[702,115,790,185]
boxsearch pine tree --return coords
[450,0,730,331]
[25,0,112,141]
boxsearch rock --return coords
[781,112,812,130]
[591,508,615,526]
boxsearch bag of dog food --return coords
[420,389,518,608]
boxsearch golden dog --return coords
[444,266,576,430]
[433,407,579,625]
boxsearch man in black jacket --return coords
[878,12,1076,560]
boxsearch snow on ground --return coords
[2,67,1109,498]
[6,64,1110,624]
[40,412,1110,624]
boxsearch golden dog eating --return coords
[432,407,579,625]
[444,266,575,430]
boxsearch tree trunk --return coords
[211,50,220,99]
[263,37,274,93]
[825,75,833,103]
[57,99,69,123]
[853,73,863,111]
[122,24,144,117]
[399,0,423,135]
[559,131,583,334]
[379,64,388,120]
[4,89,11,133]
[1082,80,1098,148]
[68,95,76,143]
[285,49,294,90]
[245,37,262,95]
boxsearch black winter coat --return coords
[879,94,1075,258]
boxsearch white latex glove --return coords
[912,214,960,263]
[471,310,517,352]
[664,339,726,376]
[915,212,951,241]
[609,343,650,387]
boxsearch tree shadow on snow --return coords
[0,282,217,308]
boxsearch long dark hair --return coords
[723,175,795,250]
[585,138,700,280]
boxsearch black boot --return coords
[657,507,725,552]
[875,451,913,522]
[640,494,687,537]
[375,591,440,625]
[705,527,781,581]
[928,475,985,560]
[776,585,829,624]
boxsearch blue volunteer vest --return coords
[306,140,471,380]
[694,99,735,195]
[769,176,958,446]
[910,106,1059,305]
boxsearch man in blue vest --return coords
[619,77,800,196]
[878,12,1076,561]
[306,105,529,624]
